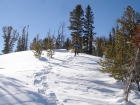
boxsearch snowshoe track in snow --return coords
[32,55,74,105]
[33,55,102,105]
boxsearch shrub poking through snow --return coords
[31,34,42,58]
[46,30,55,58]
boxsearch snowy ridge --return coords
[0,50,140,105]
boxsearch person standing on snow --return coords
[73,40,80,56]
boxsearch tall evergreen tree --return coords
[18,26,29,51]
[16,36,22,52]
[68,5,84,48]
[2,26,19,54]
[21,26,26,51]
[84,5,95,54]
[25,25,29,50]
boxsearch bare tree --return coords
[55,22,66,49]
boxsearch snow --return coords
[0,49,140,105]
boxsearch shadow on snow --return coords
[0,75,58,105]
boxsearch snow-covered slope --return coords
[0,50,139,105]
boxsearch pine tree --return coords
[21,26,26,51]
[47,31,55,58]
[116,6,140,89]
[100,6,140,79]
[25,25,29,50]
[68,5,84,49]
[2,26,19,54]
[84,5,95,54]
[95,37,105,57]
[42,38,48,50]
[30,34,42,58]
[30,37,36,50]
[16,36,22,52]
[103,27,116,59]
[18,26,29,51]
[63,38,72,50]
[100,24,131,81]
[99,6,140,101]
[15,26,29,52]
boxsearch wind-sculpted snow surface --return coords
[0,50,140,105]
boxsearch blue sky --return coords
[0,0,139,53]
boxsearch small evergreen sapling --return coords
[31,34,42,58]
[47,31,54,58]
